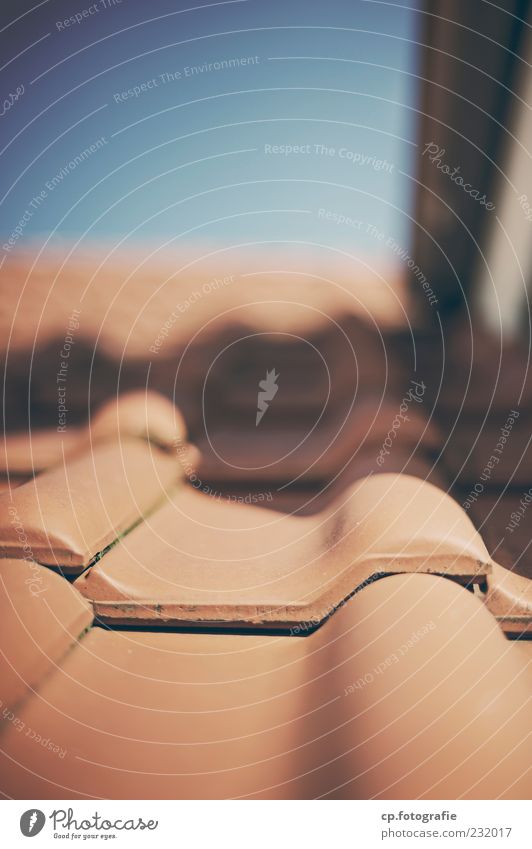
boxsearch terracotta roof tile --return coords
[484,561,532,636]
[2,251,532,800]
[89,390,189,453]
[1,428,84,476]
[467,492,532,578]
[0,476,28,494]
[0,559,92,714]
[0,391,190,476]
[0,439,180,572]
[76,474,490,628]
[1,574,529,799]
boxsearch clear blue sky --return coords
[0,0,420,262]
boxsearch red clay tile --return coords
[1,428,84,475]
[329,574,532,799]
[0,559,92,714]
[76,474,490,628]
[465,491,532,579]
[483,561,532,636]
[0,476,28,494]
[1,391,191,477]
[335,448,447,491]
[0,574,529,799]
[0,438,180,572]
[448,493,532,634]
[89,390,188,453]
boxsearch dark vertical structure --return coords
[412,0,531,317]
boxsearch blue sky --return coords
[0,0,420,263]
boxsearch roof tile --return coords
[0,559,92,714]
[76,474,490,628]
[1,391,190,476]
[1,574,529,799]
[0,438,180,572]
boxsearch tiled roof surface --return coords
[75,473,491,629]
[1,569,530,800]
[1,252,531,799]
